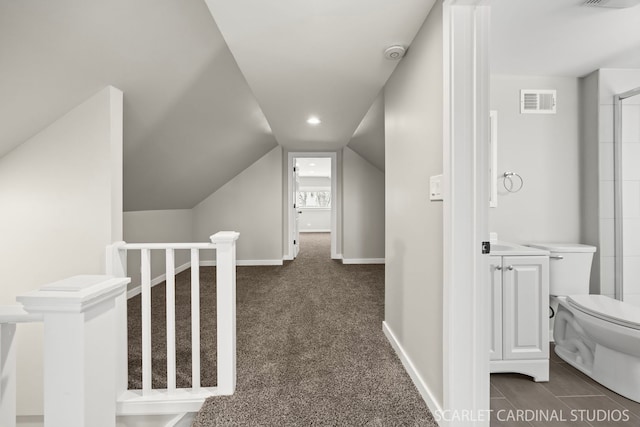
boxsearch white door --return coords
[502,256,549,360]
[489,256,503,361]
[293,164,301,257]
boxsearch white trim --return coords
[300,229,331,233]
[287,152,338,260]
[442,1,491,425]
[383,322,443,416]
[333,253,343,261]
[341,258,385,265]
[117,387,221,415]
[168,412,196,427]
[126,259,283,299]
[200,259,283,267]
[490,360,549,382]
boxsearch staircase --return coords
[0,231,239,427]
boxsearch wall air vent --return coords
[520,90,557,114]
[582,0,640,8]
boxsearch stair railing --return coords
[106,231,239,415]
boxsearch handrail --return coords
[117,242,217,250]
[0,305,43,323]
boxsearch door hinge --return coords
[293,166,297,172]
[294,239,297,245]
[482,241,490,254]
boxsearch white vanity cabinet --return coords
[489,246,549,382]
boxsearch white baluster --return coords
[166,249,176,393]
[0,323,17,427]
[141,249,152,395]
[191,248,201,391]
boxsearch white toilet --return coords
[528,243,640,403]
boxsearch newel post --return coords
[17,275,130,427]
[105,241,129,397]
[210,231,240,395]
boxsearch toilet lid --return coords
[568,295,640,330]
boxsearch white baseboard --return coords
[115,413,193,427]
[127,261,191,299]
[126,259,283,299]
[342,258,385,265]
[200,259,283,267]
[382,321,442,417]
[300,229,331,233]
[332,253,343,261]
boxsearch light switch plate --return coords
[430,174,443,201]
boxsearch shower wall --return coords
[620,93,640,305]
[584,69,640,301]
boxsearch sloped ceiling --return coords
[0,0,277,211]
[492,0,640,76]
[347,91,385,172]
[204,0,435,150]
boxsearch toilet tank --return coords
[526,243,597,296]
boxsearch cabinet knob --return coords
[507,265,514,270]
[495,265,503,271]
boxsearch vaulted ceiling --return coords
[0,0,431,211]
[204,0,434,151]
[8,1,635,212]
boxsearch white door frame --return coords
[442,1,491,425]
[286,151,338,259]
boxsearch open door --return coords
[292,164,301,257]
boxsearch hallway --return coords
[128,232,436,425]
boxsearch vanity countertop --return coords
[490,241,550,256]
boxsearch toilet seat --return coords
[568,295,640,331]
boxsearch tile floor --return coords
[490,345,640,426]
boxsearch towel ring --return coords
[503,172,523,193]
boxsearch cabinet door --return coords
[489,256,503,360]
[502,256,549,360]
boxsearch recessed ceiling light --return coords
[308,171,315,174]
[309,163,316,167]
[306,116,321,125]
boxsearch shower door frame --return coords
[613,86,640,300]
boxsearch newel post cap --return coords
[17,275,130,314]
[210,231,240,244]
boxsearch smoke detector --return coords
[583,0,640,8]
[384,45,406,60]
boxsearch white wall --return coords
[384,0,443,407]
[489,75,581,244]
[299,209,331,232]
[342,147,385,261]
[193,146,283,263]
[298,176,331,232]
[580,72,601,294]
[123,209,194,288]
[0,86,123,415]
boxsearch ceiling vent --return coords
[582,0,640,8]
[520,90,557,114]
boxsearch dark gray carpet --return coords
[128,233,437,426]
